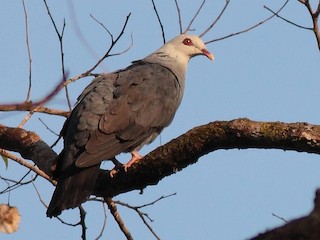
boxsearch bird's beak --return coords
[201,48,214,61]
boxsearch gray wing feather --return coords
[47,61,182,216]
[61,61,181,169]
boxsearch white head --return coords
[161,34,214,61]
[144,34,213,82]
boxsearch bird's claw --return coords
[109,151,143,177]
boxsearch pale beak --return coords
[202,48,214,61]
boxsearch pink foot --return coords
[123,150,143,172]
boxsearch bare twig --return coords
[79,206,87,240]
[151,0,166,44]
[105,197,133,240]
[43,0,71,110]
[199,0,229,37]
[1,14,131,119]
[298,0,320,50]
[90,14,113,37]
[0,78,67,115]
[0,149,54,184]
[205,0,289,44]
[18,111,34,128]
[184,0,206,34]
[30,178,80,227]
[0,104,69,117]
[272,213,288,223]
[38,118,60,137]
[21,0,32,102]
[174,0,183,34]
[94,202,107,240]
[264,5,312,30]
[0,170,35,194]
[114,193,176,240]
[82,13,132,75]
[90,14,134,57]
[31,179,48,208]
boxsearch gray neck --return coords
[143,52,187,97]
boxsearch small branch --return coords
[31,179,49,208]
[21,0,32,102]
[30,178,80,228]
[0,170,35,194]
[206,0,289,44]
[150,0,166,44]
[43,0,71,109]
[82,13,132,75]
[18,111,34,128]
[199,0,229,37]
[264,5,312,30]
[105,197,133,240]
[272,213,288,223]
[0,149,53,184]
[1,13,131,119]
[90,14,113,37]
[298,0,320,50]
[94,202,107,240]
[184,0,206,34]
[114,193,176,240]
[0,104,69,117]
[38,118,60,137]
[90,14,134,58]
[79,206,87,240]
[0,77,69,117]
[174,0,183,34]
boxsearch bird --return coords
[46,34,214,217]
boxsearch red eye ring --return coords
[183,38,193,46]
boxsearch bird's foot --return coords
[109,157,123,177]
[123,150,143,172]
[109,152,143,177]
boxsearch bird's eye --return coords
[183,38,193,46]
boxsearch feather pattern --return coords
[46,34,213,217]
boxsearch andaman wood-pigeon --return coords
[46,34,214,217]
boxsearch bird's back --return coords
[47,60,183,216]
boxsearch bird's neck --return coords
[143,50,188,85]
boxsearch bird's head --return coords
[143,34,213,83]
[144,34,213,70]
[165,34,214,61]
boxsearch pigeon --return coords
[46,34,214,217]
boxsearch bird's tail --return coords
[46,164,100,217]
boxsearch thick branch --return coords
[2,118,320,238]
[94,118,320,197]
[2,118,320,191]
[0,124,56,175]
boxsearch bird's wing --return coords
[62,62,181,169]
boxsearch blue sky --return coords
[1,0,320,239]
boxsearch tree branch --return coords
[94,118,320,198]
[298,0,320,50]
[2,118,320,193]
[206,0,289,44]
[0,124,56,176]
[105,197,133,240]
[3,118,320,238]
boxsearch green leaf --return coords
[1,155,9,169]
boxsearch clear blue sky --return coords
[1,0,320,239]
